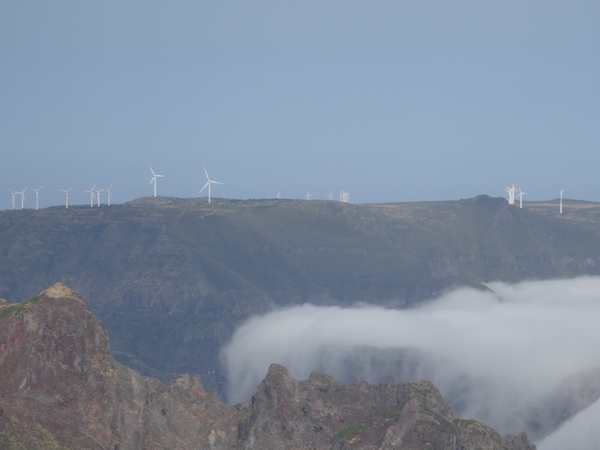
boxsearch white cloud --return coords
[538,397,600,450]
[221,277,600,444]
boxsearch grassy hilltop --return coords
[1,194,600,394]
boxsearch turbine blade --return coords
[204,167,209,181]
[150,177,155,185]
[150,167,156,176]
[199,182,209,194]
[211,181,224,185]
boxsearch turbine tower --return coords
[560,188,568,214]
[59,188,73,209]
[30,186,43,210]
[199,167,223,204]
[149,167,165,198]
[517,188,527,209]
[305,191,312,200]
[8,189,16,210]
[84,185,96,208]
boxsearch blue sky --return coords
[1,1,599,207]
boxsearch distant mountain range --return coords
[0,284,536,449]
[1,195,600,394]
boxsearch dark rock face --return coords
[0,284,536,449]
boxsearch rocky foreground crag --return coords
[0,284,535,449]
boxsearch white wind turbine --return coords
[84,185,96,208]
[305,191,312,200]
[276,192,280,199]
[339,191,350,203]
[29,186,43,210]
[517,188,527,209]
[199,167,223,204]
[504,184,516,205]
[96,188,105,207]
[106,185,113,206]
[149,167,165,198]
[327,192,334,201]
[15,188,28,209]
[59,188,73,209]
[8,189,16,210]
[560,188,568,214]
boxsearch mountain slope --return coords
[1,196,600,391]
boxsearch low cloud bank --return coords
[538,397,600,450]
[221,277,600,444]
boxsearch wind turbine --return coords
[84,185,96,208]
[7,189,16,210]
[106,185,113,206]
[327,192,334,201]
[59,188,73,209]
[149,167,165,198]
[305,191,312,200]
[29,186,43,210]
[276,192,280,199]
[339,191,350,203]
[96,188,105,207]
[504,184,516,205]
[517,188,527,209]
[199,167,223,204]
[560,188,568,214]
[16,188,28,209]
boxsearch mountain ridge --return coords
[2,195,600,392]
[0,284,536,449]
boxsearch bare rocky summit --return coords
[0,283,241,449]
[0,284,535,449]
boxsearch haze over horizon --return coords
[2,1,599,209]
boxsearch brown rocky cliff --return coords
[0,284,535,449]
[240,364,536,450]
[0,283,242,449]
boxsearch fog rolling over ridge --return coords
[222,277,600,447]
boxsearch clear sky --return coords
[1,1,599,208]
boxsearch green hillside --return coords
[1,194,600,395]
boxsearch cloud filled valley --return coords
[221,277,600,447]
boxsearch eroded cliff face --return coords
[0,283,242,449]
[241,364,536,450]
[0,284,535,449]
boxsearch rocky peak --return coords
[242,363,534,450]
[40,282,86,303]
[0,284,241,449]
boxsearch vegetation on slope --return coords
[1,195,600,394]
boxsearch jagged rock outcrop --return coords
[240,364,535,450]
[0,283,242,449]
[0,284,536,449]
